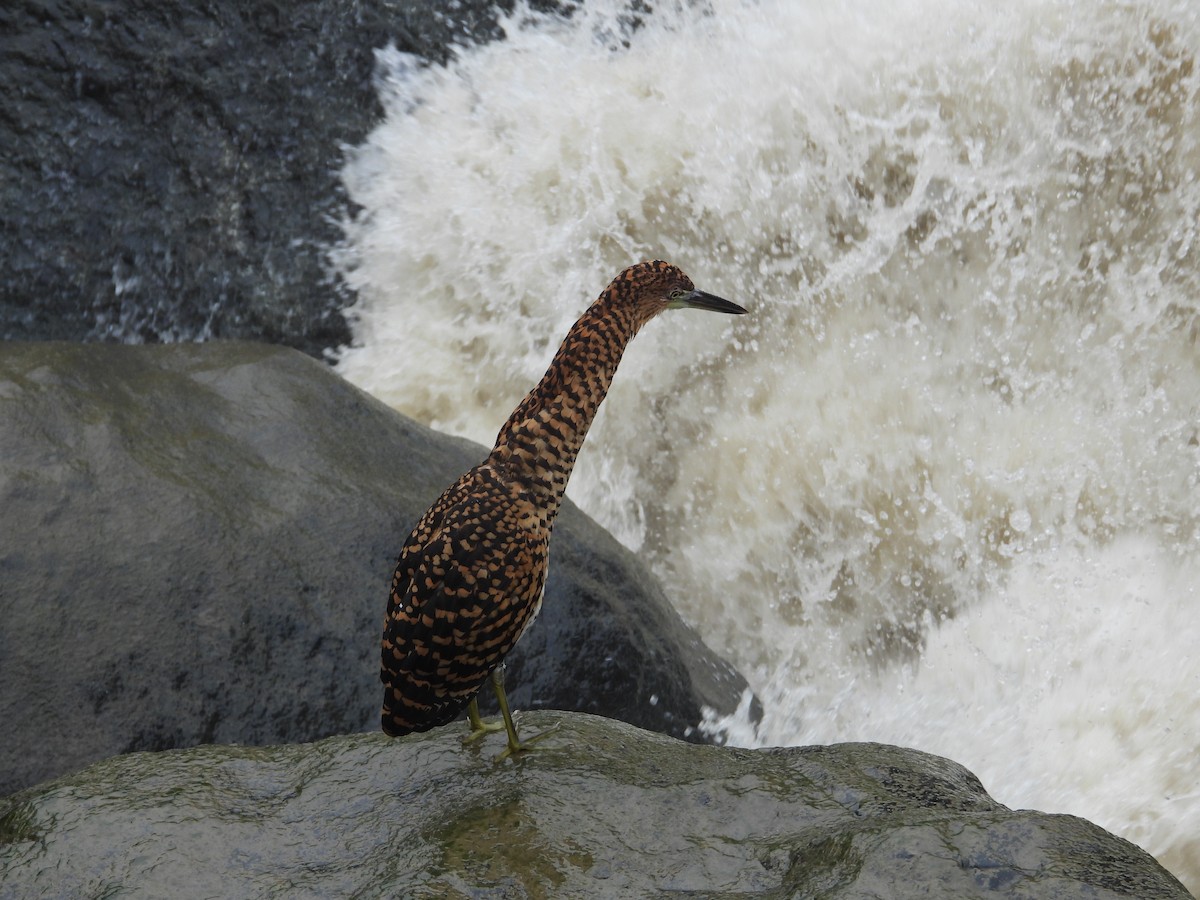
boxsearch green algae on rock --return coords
[0,713,1188,899]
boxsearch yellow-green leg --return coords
[462,664,558,759]
[463,696,505,744]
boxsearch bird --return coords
[380,260,746,757]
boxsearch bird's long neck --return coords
[490,296,643,510]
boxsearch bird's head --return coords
[607,260,747,322]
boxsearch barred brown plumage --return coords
[380,260,746,757]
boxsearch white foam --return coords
[334,0,1200,888]
[706,537,1200,883]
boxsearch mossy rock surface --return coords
[0,713,1188,899]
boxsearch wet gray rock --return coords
[0,714,1188,899]
[0,0,570,354]
[0,341,756,797]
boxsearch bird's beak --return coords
[671,289,747,315]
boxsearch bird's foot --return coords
[495,720,561,761]
[464,668,560,759]
[462,719,505,745]
[463,697,506,745]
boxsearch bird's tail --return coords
[380,680,471,736]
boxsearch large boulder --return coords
[0,713,1188,899]
[0,341,756,797]
[0,0,567,354]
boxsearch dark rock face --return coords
[0,716,1189,899]
[0,0,568,355]
[0,341,756,797]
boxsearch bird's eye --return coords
[669,289,686,301]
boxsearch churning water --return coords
[333,0,1200,887]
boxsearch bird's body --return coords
[381,261,745,752]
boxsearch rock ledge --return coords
[0,713,1188,899]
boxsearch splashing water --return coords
[333,0,1200,887]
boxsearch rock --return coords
[0,713,1188,899]
[0,0,569,355]
[0,341,757,797]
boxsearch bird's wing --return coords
[385,466,481,626]
[381,470,548,734]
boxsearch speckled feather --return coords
[381,261,712,736]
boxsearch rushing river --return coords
[332,0,1200,887]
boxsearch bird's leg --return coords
[462,696,505,744]
[490,664,558,760]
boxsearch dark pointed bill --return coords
[677,289,747,315]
